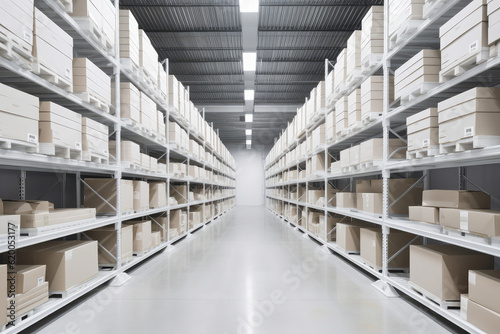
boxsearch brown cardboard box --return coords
[73,58,111,106]
[356,179,373,193]
[151,231,161,248]
[422,190,490,209]
[17,241,98,292]
[170,184,188,204]
[7,282,49,319]
[337,193,357,208]
[361,228,417,268]
[360,193,383,214]
[84,225,133,264]
[123,220,152,253]
[133,181,149,211]
[82,117,109,157]
[47,208,96,226]
[336,223,362,252]
[407,108,438,151]
[149,182,167,208]
[3,200,50,214]
[39,102,82,150]
[114,82,140,122]
[151,215,168,241]
[9,265,45,294]
[109,140,141,165]
[360,138,406,163]
[83,178,134,214]
[410,244,494,301]
[467,299,500,334]
[409,206,439,224]
[469,270,500,314]
[467,210,500,236]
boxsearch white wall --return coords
[228,144,271,206]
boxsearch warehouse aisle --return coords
[29,207,459,334]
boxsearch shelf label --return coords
[464,127,474,138]
[460,210,469,231]
[38,277,44,287]
[469,272,476,286]
[24,31,32,43]
[469,41,478,53]
[75,142,82,149]
[27,133,37,143]
[422,139,430,148]
[65,68,71,79]
[103,149,108,155]
[66,250,73,261]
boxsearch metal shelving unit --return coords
[264,1,499,334]
[0,0,236,332]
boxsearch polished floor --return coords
[29,206,459,334]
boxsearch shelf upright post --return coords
[76,171,81,208]
[165,58,171,245]
[19,169,26,200]
[202,108,206,224]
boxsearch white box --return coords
[73,58,111,106]
[119,10,139,68]
[39,102,82,150]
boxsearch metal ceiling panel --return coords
[260,0,383,5]
[258,31,352,49]
[159,49,241,62]
[256,73,324,84]
[148,31,242,49]
[257,48,342,62]
[121,0,238,5]
[256,60,324,74]
[170,61,242,75]
[174,74,244,84]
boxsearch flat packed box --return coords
[6,282,49,319]
[349,145,360,166]
[139,29,158,83]
[469,270,500,314]
[39,102,82,150]
[18,240,98,292]
[360,76,394,118]
[410,244,493,301]
[170,209,187,234]
[10,265,46,294]
[47,208,96,226]
[114,82,140,123]
[71,0,116,51]
[394,49,440,100]
[488,0,500,45]
[133,181,149,211]
[407,108,438,151]
[123,220,152,253]
[361,6,384,62]
[73,58,111,106]
[336,193,356,208]
[83,178,134,214]
[85,225,133,264]
[0,0,34,55]
[140,153,150,170]
[348,89,362,128]
[389,0,425,38]
[149,181,167,208]
[0,83,39,144]
[439,208,500,236]
[140,92,157,133]
[82,117,109,157]
[119,10,140,68]
[439,0,488,74]
[422,190,490,209]
[437,87,500,144]
[335,97,348,134]
[361,228,416,268]
[466,298,500,334]
[109,140,141,165]
[334,49,347,93]
[34,9,73,87]
[409,206,439,224]
[346,30,362,80]
[360,138,406,163]
[168,75,179,111]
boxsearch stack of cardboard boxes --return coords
[388,0,425,45]
[138,29,158,89]
[346,31,362,84]
[361,6,384,69]
[119,10,140,71]
[85,225,134,265]
[82,117,109,161]
[39,102,82,155]
[73,58,111,108]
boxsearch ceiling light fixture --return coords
[245,114,253,123]
[244,89,255,101]
[239,0,259,13]
[243,52,257,71]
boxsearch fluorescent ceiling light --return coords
[246,140,252,145]
[243,52,257,71]
[244,89,255,101]
[245,129,252,136]
[245,114,253,123]
[239,0,259,13]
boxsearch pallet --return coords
[439,136,500,155]
[361,53,383,74]
[398,82,440,105]
[443,227,500,248]
[20,218,96,237]
[32,61,73,92]
[139,69,159,96]
[362,112,382,125]
[406,146,440,160]
[120,161,142,171]
[73,17,114,55]
[0,26,33,70]
[39,143,82,160]
[423,0,452,19]
[409,282,460,309]
[122,118,143,132]
[81,150,109,164]
[341,165,359,174]
[0,137,38,153]
[345,68,363,88]
[75,91,111,114]
[347,121,363,132]
[121,58,140,81]
[439,48,489,83]
[357,160,384,170]
[133,249,151,257]
[54,0,73,13]
[389,20,425,50]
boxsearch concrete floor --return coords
[29,206,460,334]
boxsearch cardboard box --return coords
[407,108,439,151]
[119,10,140,67]
[150,215,168,241]
[39,102,82,150]
[84,225,133,264]
[140,92,157,133]
[360,138,406,163]
[170,209,187,234]
[348,88,362,128]
[360,193,383,214]
[72,0,116,51]
[123,220,152,253]
[469,270,500,314]
[440,208,500,236]
[349,145,360,166]
[409,206,439,224]
[410,244,494,301]
[335,96,349,134]
[0,83,39,144]
[82,117,109,157]
[109,140,141,165]
[151,231,161,248]
[34,9,73,86]
[83,178,134,214]
[138,29,158,83]
[336,193,357,208]
[6,281,49,319]
[133,181,149,211]
[3,200,50,214]
[18,241,98,292]
[336,223,362,252]
[361,228,417,268]
[73,58,111,106]
[488,0,500,45]
[114,82,140,122]
[422,190,490,209]
[149,181,167,208]
[466,298,500,334]
[439,0,488,73]
[0,0,33,56]
[47,208,96,226]
[9,265,46,294]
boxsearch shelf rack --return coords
[264,1,499,334]
[0,0,236,332]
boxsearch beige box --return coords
[83,178,134,214]
[466,298,500,334]
[170,209,187,234]
[34,9,73,85]
[407,108,439,151]
[85,225,133,264]
[114,82,140,122]
[10,265,46,294]
[360,138,406,163]
[82,117,108,157]
[73,58,111,106]
[39,102,82,150]
[410,244,493,301]
[133,181,149,211]
[335,96,349,134]
[139,29,158,83]
[361,228,416,268]
[340,148,350,168]
[0,1,34,54]
[336,193,357,208]
[123,220,152,253]
[469,270,500,314]
[109,140,141,165]
[151,216,168,241]
[334,49,347,92]
[119,10,139,67]
[336,223,362,252]
[6,281,48,319]
[422,190,490,209]
[348,88,362,128]
[168,75,179,110]
[149,181,167,208]
[346,30,362,79]
[72,0,116,50]
[151,231,161,248]
[140,92,157,132]
[0,81,39,145]
[349,145,360,166]
[440,208,500,236]
[47,208,95,226]
[360,193,383,214]
[170,184,188,204]
[488,0,500,45]
[439,0,488,73]
[409,206,439,224]
[18,241,98,292]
